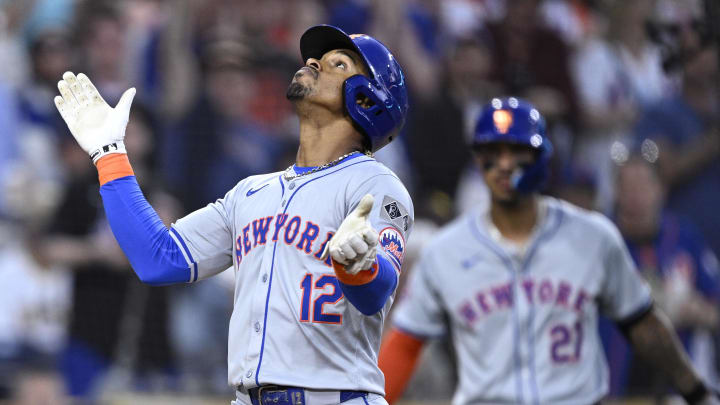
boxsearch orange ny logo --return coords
[493,110,513,134]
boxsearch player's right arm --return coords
[54,72,232,285]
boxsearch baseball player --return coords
[53,25,413,405]
[378,98,716,405]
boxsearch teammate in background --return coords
[53,25,413,405]
[378,98,716,405]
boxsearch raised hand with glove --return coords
[54,71,135,163]
[322,194,379,275]
[52,72,193,285]
[320,193,404,316]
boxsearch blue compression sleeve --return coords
[338,254,398,316]
[100,176,192,285]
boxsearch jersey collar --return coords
[292,151,365,175]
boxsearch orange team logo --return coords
[493,110,513,134]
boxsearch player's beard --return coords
[494,193,522,208]
[286,82,312,100]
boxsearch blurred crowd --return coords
[0,0,718,403]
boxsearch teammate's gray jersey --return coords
[392,197,651,405]
[171,154,413,394]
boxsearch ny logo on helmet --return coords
[493,110,513,134]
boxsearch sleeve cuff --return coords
[332,259,379,286]
[97,153,134,186]
[616,299,654,329]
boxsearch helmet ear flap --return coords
[343,75,400,151]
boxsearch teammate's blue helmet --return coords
[300,25,409,152]
[473,97,553,193]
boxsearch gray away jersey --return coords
[171,154,413,394]
[392,197,651,405]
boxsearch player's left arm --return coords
[53,72,231,285]
[598,215,717,404]
[323,174,413,315]
[622,307,717,405]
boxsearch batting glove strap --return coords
[91,141,127,164]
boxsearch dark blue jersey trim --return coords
[170,227,198,282]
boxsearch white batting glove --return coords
[54,71,136,163]
[322,194,380,275]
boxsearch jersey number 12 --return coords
[300,274,343,324]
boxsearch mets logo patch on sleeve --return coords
[380,227,405,271]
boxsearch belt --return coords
[243,385,368,405]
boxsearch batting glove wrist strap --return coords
[90,141,127,164]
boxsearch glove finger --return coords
[339,242,358,260]
[350,194,374,220]
[344,261,360,275]
[352,252,376,274]
[63,72,88,107]
[77,73,105,106]
[348,234,368,255]
[116,88,136,120]
[57,80,79,113]
[363,248,377,267]
[54,96,76,129]
[367,247,377,261]
[362,228,379,245]
[329,245,348,265]
[361,255,376,270]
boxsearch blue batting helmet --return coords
[473,97,553,193]
[300,25,409,152]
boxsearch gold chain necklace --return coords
[282,151,364,181]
